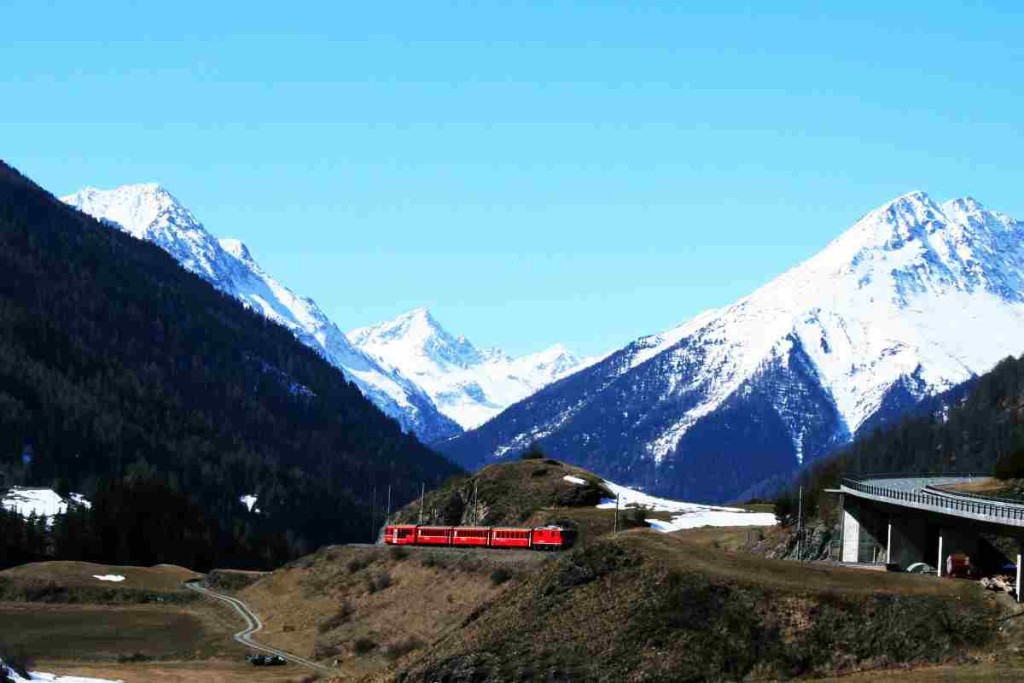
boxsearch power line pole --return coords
[472,479,479,525]
[418,482,425,525]
[796,485,803,561]
[613,493,620,533]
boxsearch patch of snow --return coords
[240,494,259,513]
[562,475,587,485]
[1,659,122,683]
[598,479,776,531]
[1,488,91,519]
[92,574,126,582]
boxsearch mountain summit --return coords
[349,309,593,429]
[442,192,1024,502]
[63,184,460,443]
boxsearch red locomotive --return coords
[384,524,571,550]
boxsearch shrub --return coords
[318,602,354,633]
[421,552,448,569]
[353,637,377,655]
[994,449,1024,480]
[348,555,372,573]
[490,568,513,586]
[384,637,424,660]
[389,546,409,561]
[115,652,152,663]
[367,572,392,593]
[313,637,343,659]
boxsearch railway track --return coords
[185,580,337,677]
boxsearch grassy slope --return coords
[236,544,554,680]
[392,530,1005,682]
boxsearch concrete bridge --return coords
[836,475,1024,600]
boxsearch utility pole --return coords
[613,493,620,533]
[472,479,479,525]
[796,485,804,561]
[418,482,425,525]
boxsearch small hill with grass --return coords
[391,530,1005,682]
[0,561,201,604]
[390,457,612,530]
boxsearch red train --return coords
[383,524,571,550]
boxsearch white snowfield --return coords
[562,475,588,485]
[598,479,777,531]
[1,487,91,519]
[348,308,596,429]
[92,574,126,582]
[62,185,458,443]
[1,660,121,683]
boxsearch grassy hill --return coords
[391,457,609,525]
[393,531,1003,681]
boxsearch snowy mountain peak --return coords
[348,310,592,429]
[443,191,1024,503]
[63,183,460,443]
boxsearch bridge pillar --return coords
[841,508,860,563]
[1017,543,1022,603]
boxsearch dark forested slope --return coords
[778,354,1024,520]
[0,161,460,569]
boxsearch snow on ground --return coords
[597,479,776,531]
[92,574,126,582]
[1,660,122,683]
[0,488,91,519]
[239,494,259,512]
[562,475,587,485]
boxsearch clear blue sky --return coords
[2,1,1022,356]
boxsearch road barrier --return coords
[842,478,1024,524]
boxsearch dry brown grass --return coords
[944,477,1010,495]
[0,599,241,662]
[238,544,551,680]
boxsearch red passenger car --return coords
[415,526,454,546]
[385,524,417,545]
[452,526,490,547]
[490,527,532,548]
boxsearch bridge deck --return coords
[841,476,1024,529]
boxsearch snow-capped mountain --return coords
[62,184,460,443]
[348,308,594,429]
[442,192,1024,502]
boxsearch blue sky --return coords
[2,1,1023,356]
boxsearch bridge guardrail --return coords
[923,485,1024,508]
[842,478,1024,524]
